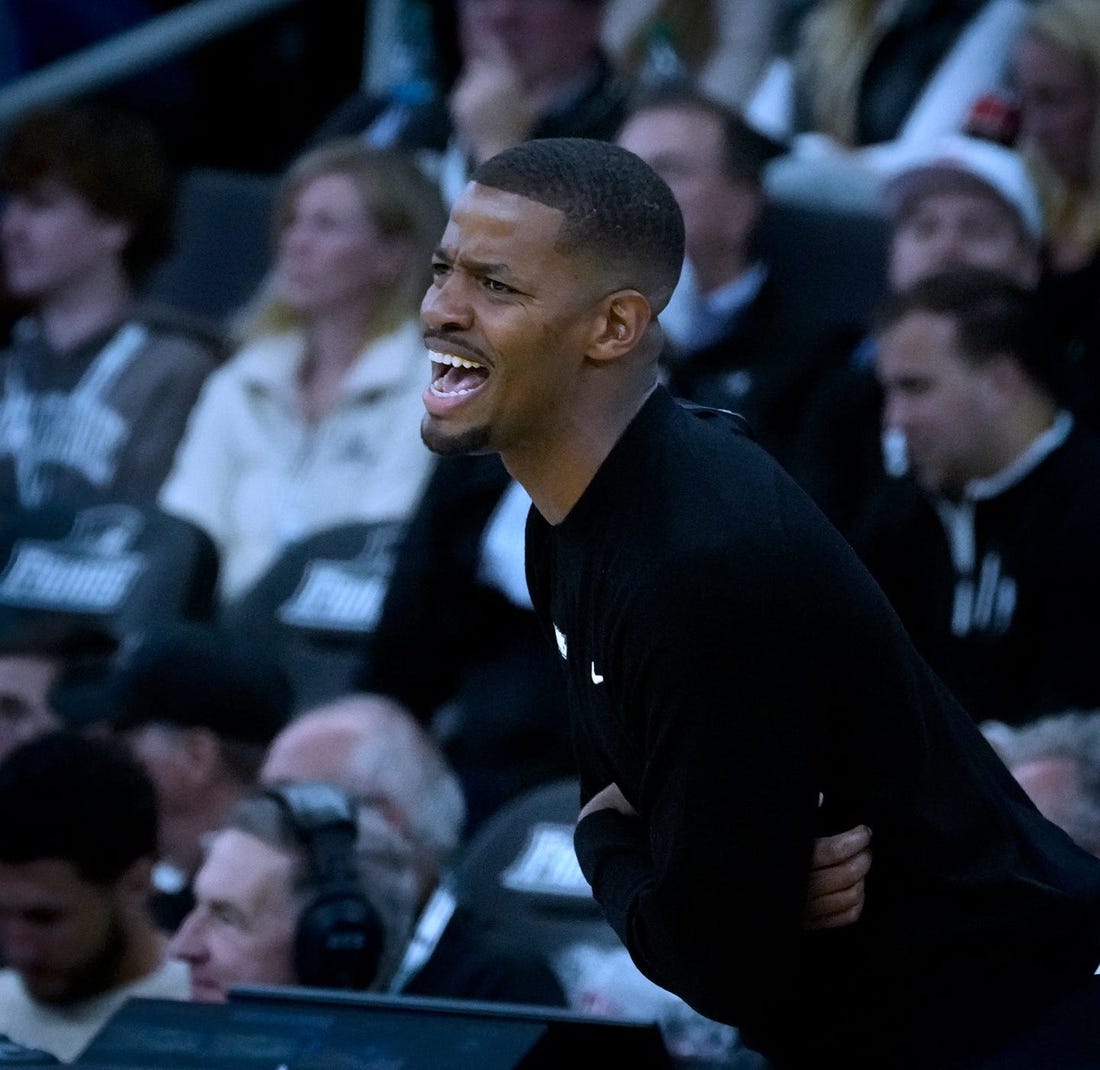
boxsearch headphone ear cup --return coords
[295,887,384,991]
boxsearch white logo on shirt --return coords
[554,623,567,660]
[590,662,604,685]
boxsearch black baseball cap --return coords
[53,620,292,746]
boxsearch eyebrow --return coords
[433,247,518,281]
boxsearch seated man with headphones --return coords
[169,782,421,1000]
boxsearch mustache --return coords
[422,328,490,364]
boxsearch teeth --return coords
[434,353,484,370]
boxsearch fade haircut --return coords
[0,731,158,883]
[472,137,685,312]
[875,267,1058,397]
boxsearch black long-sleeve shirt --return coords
[526,387,1100,1068]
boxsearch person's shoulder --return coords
[0,971,20,1001]
[129,956,190,1001]
[0,1035,59,1065]
[129,303,229,369]
[1037,423,1100,533]
[431,906,567,1005]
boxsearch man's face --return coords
[0,177,127,302]
[169,829,299,1002]
[420,183,599,460]
[458,0,603,93]
[1014,32,1097,188]
[0,655,61,764]
[616,107,762,279]
[888,189,1036,291]
[876,310,1002,496]
[0,858,128,1004]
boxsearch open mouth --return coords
[430,352,490,397]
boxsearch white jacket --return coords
[159,319,435,601]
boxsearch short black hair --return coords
[622,87,786,186]
[472,137,685,311]
[0,731,158,883]
[875,267,1057,396]
[0,102,173,285]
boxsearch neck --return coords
[306,307,375,372]
[299,310,375,421]
[983,396,1060,481]
[37,266,132,352]
[505,377,657,525]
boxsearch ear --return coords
[585,290,653,364]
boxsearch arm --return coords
[116,334,218,501]
[573,468,899,1025]
[579,785,872,931]
[156,365,237,552]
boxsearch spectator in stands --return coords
[983,711,1100,857]
[855,267,1100,726]
[59,621,292,933]
[0,732,189,1062]
[158,141,443,602]
[0,103,222,511]
[616,88,836,472]
[799,132,1045,534]
[259,694,568,1006]
[1012,0,1100,431]
[602,0,780,110]
[313,0,627,207]
[169,785,424,1003]
[747,0,1031,212]
[0,610,116,764]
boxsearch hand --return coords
[448,38,538,164]
[578,782,637,822]
[804,824,872,930]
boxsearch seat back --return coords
[757,198,891,338]
[220,520,406,713]
[450,777,620,963]
[144,166,279,326]
[0,500,218,635]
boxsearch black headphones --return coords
[264,781,384,990]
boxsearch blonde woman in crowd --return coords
[748,0,1030,210]
[1013,0,1100,429]
[160,142,444,601]
[1014,0,1100,274]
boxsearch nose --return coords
[420,272,473,333]
[882,390,910,435]
[168,909,207,964]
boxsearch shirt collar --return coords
[963,410,1074,501]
